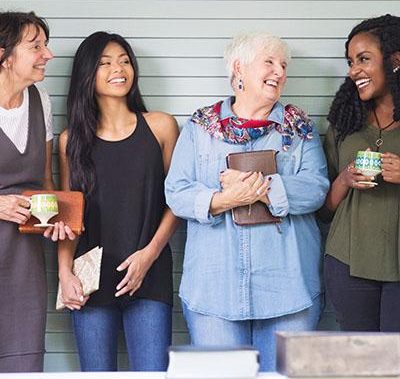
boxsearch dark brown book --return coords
[19,190,85,235]
[226,150,281,225]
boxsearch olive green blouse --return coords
[324,123,400,281]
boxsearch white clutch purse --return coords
[56,246,103,310]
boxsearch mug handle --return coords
[27,197,33,212]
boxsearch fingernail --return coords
[268,176,272,181]
[116,285,121,290]
[79,296,84,302]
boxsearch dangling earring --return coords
[1,60,9,70]
[238,78,244,91]
[393,66,400,73]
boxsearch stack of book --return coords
[166,346,259,379]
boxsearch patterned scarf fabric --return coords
[191,99,314,151]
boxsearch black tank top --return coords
[76,112,173,306]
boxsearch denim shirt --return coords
[165,97,329,320]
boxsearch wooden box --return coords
[276,331,400,377]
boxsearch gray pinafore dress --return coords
[0,85,47,372]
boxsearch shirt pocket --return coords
[198,152,226,188]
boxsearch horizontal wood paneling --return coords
[47,38,348,58]
[47,94,334,117]
[44,19,365,38]
[46,57,348,77]
[3,1,398,19]
[41,76,344,96]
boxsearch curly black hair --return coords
[327,14,400,141]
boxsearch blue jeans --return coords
[72,299,172,371]
[183,297,322,372]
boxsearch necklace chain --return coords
[374,109,396,150]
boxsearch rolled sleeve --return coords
[194,188,224,225]
[271,126,329,216]
[267,173,289,217]
[165,121,224,225]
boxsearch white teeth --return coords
[355,78,371,88]
[265,80,278,87]
[109,78,126,84]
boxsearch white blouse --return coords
[0,85,53,153]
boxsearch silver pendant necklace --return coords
[374,109,396,151]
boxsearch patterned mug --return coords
[30,193,59,227]
[355,150,382,177]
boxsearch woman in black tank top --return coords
[57,32,179,372]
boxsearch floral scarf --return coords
[191,98,314,151]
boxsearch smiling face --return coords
[4,24,53,86]
[347,32,389,102]
[95,41,134,99]
[238,48,287,106]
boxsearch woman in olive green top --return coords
[323,14,400,331]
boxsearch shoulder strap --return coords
[28,85,46,135]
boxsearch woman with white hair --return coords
[165,32,329,371]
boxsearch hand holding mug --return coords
[339,161,376,190]
[354,150,382,179]
[0,194,31,224]
[341,150,382,189]
[381,152,400,184]
[43,221,76,241]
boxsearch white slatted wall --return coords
[1,0,398,371]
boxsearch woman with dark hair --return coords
[323,14,400,331]
[0,11,70,372]
[57,31,179,371]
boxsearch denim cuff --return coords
[194,188,224,225]
[267,173,289,217]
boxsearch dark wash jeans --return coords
[72,298,172,371]
[325,254,400,331]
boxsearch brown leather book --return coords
[226,150,281,225]
[19,190,85,235]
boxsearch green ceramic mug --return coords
[354,150,382,177]
[30,193,59,227]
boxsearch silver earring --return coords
[394,66,400,73]
[238,79,244,91]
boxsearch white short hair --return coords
[223,31,291,82]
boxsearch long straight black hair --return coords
[66,31,147,195]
